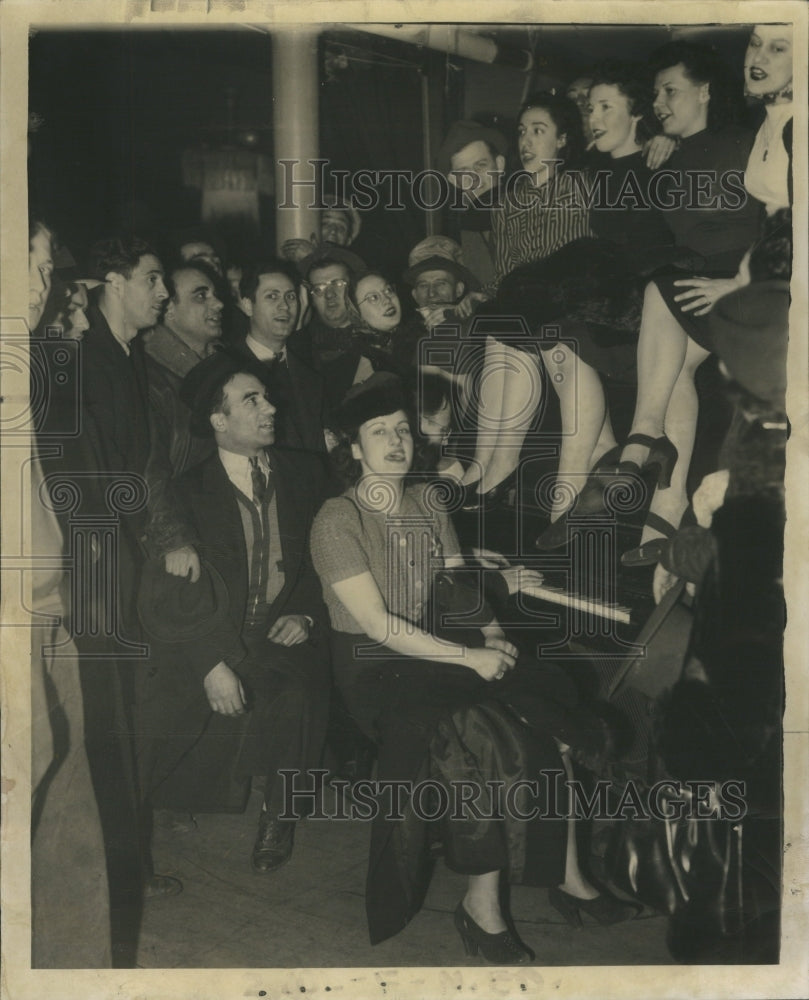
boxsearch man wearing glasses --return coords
[289,250,369,409]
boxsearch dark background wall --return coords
[28,23,751,275]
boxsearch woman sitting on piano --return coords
[310,372,640,963]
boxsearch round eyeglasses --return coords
[309,278,348,297]
[358,285,397,308]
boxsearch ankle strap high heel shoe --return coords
[620,511,679,567]
[548,887,642,929]
[621,433,678,490]
[454,902,534,964]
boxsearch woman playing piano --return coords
[310,372,639,962]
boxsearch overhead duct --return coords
[350,24,533,72]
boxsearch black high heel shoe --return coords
[620,433,678,490]
[454,902,534,964]
[548,887,642,929]
[620,511,679,567]
[535,435,678,548]
[534,448,623,551]
[461,469,519,512]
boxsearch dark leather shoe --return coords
[454,902,534,964]
[251,814,295,873]
[143,874,183,900]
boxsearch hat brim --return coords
[138,556,232,643]
[402,255,477,290]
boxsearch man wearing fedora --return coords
[436,119,508,290]
[137,351,329,873]
[402,252,477,334]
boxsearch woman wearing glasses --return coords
[346,270,425,379]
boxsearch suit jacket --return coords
[169,445,328,685]
[82,298,152,480]
[79,297,154,635]
[137,445,329,812]
[143,325,215,556]
[236,337,328,455]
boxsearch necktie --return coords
[249,456,267,505]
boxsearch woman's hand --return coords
[672,275,744,316]
[500,565,545,596]
[464,645,517,682]
[470,547,511,569]
[483,634,518,660]
[643,134,677,170]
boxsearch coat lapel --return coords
[267,449,305,617]
[194,454,249,619]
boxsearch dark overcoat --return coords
[137,446,330,812]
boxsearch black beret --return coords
[334,372,409,436]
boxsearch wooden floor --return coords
[138,787,672,969]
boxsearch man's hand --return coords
[693,469,730,529]
[267,614,311,646]
[418,306,451,330]
[281,237,317,263]
[653,563,681,606]
[454,291,490,319]
[164,544,201,582]
[203,661,246,716]
[643,134,677,170]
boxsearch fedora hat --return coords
[402,254,477,291]
[709,279,789,411]
[138,555,232,643]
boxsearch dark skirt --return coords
[331,629,584,943]
[496,239,647,340]
[653,267,741,353]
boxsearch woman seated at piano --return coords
[310,372,639,963]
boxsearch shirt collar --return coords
[246,334,285,363]
[218,447,271,478]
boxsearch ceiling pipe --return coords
[350,24,533,72]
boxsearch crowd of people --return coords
[28,24,791,968]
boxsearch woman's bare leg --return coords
[460,336,505,487]
[621,282,691,470]
[463,870,507,933]
[541,345,612,520]
[556,748,598,899]
[640,337,711,544]
[475,346,542,493]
